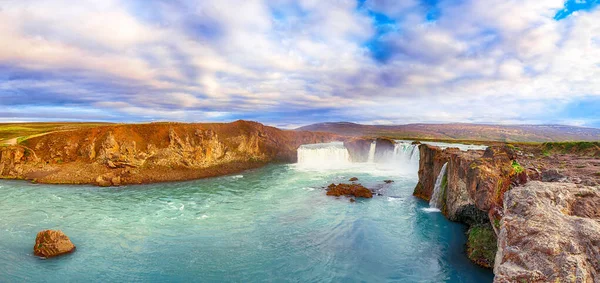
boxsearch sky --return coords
[0,0,599,129]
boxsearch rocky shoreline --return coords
[412,143,600,282]
[0,121,338,186]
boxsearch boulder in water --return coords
[349,177,358,181]
[33,230,76,258]
[383,180,394,184]
[326,183,373,198]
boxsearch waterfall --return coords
[297,142,351,169]
[391,141,420,165]
[296,140,420,172]
[367,141,376,163]
[429,162,448,210]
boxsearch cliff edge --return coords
[0,121,336,186]
[413,143,600,281]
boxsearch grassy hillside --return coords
[0,123,110,145]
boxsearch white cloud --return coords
[0,0,599,126]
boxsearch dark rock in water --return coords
[411,141,421,145]
[541,169,566,182]
[349,177,358,182]
[327,183,373,198]
[349,198,356,203]
[383,180,394,184]
[33,230,76,258]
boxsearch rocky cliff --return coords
[0,121,336,186]
[495,181,600,282]
[413,144,600,281]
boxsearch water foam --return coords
[297,142,351,169]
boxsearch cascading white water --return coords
[297,142,351,169]
[296,140,422,172]
[391,141,420,166]
[429,162,448,210]
[367,141,376,163]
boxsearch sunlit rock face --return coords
[33,230,76,258]
[494,181,600,283]
[0,121,337,186]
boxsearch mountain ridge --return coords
[296,122,600,142]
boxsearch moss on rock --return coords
[466,224,497,269]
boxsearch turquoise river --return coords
[0,141,493,282]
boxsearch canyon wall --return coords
[0,121,336,186]
[414,144,600,282]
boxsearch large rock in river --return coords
[33,230,76,258]
[326,183,373,198]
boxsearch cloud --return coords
[0,0,599,128]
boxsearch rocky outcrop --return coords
[343,137,397,163]
[494,182,600,283]
[0,121,337,186]
[413,144,519,270]
[344,138,374,162]
[326,183,373,198]
[413,145,461,201]
[33,230,76,258]
[374,138,395,163]
[414,142,600,280]
[446,149,488,225]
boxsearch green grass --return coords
[467,225,498,268]
[493,219,501,229]
[440,172,448,213]
[0,122,109,144]
[512,160,524,174]
[541,141,600,154]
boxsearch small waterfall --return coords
[367,141,376,163]
[297,142,351,169]
[429,162,448,210]
[409,146,420,163]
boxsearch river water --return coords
[0,142,493,282]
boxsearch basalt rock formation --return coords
[0,121,336,186]
[374,138,395,163]
[33,230,76,258]
[344,138,374,162]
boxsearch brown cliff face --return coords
[413,145,516,223]
[413,145,518,270]
[413,145,459,201]
[0,121,337,186]
[495,182,600,283]
[344,138,374,162]
[374,138,395,163]
[446,149,489,225]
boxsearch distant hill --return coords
[296,122,600,142]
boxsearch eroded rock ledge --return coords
[495,181,600,282]
[413,144,600,282]
[0,121,337,186]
